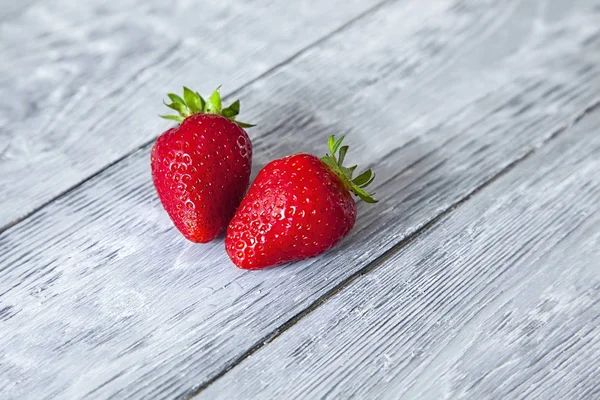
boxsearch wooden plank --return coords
[1,0,600,398]
[0,0,38,21]
[0,0,384,229]
[201,106,600,400]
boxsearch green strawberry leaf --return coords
[359,172,376,188]
[222,100,241,119]
[195,92,206,112]
[160,114,185,122]
[233,120,256,128]
[327,136,336,154]
[320,135,378,203]
[205,87,222,114]
[337,146,349,165]
[228,100,240,114]
[320,155,338,171]
[183,86,203,113]
[352,169,372,186]
[163,100,190,117]
[160,86,254,128]
[167,93,185,105]
[332,136,344,156]
[355,187,378,203]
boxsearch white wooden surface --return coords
[201,106,600,400]
[0,0,384,230]
[1,0,599,399]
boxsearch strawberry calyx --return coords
[160,86,255,128]
[320,135,378,203]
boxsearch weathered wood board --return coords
[200,106,600,400]
[1,0,599,398]
[0,0,384,229]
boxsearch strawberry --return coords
[225,136,376,269]
[151,87,254,243]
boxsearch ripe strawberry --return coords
[226,136,376,269]
[151,87,254,243]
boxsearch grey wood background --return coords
[0,0,383,229]
[1,0,599,399]
[202,105,600,400]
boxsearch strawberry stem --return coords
[160,86,255,128]
[321,135,378,203]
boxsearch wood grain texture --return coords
[201,107,600,400]
[1,0,600,398]
[0,0,384,229]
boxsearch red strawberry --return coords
[225,136,376,269]
[151,87,254,243]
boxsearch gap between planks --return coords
[189,98,600,398]
[0,0,395,236]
